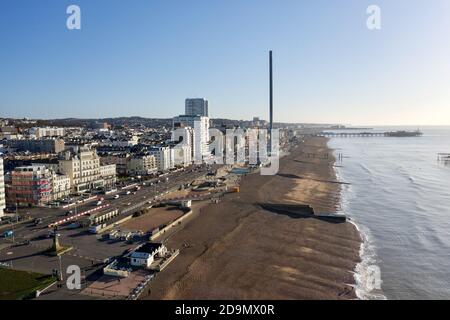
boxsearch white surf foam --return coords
[331,145,387,300]
[348,220,387,300]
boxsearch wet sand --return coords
[145,137,361,300]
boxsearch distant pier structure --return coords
[319,130,423,138]
[438,153,450,162]
[319,132,384,138]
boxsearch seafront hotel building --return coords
[8,165,53,207]
[59,147,104,193]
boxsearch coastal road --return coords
[0,164,217,246]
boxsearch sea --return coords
[327,126,450,300]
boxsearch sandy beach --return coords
[145,136,361,300]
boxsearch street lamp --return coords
[58,254,64,282]
[11,202,18,244]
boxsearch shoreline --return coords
[145,136,362,300]
[329,140,387,300]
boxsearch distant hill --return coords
[2,116,335,129]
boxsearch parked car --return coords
[1,216,12,222]
[67,222,81,229]
[108,230,119,239]
[3,230,13,238]
[48,230,60,238]
[14,240,30,247]
[119,233,132,241]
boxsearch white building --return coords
[52,173,71,201]
[246,128,266,164]
[172,126,194,158]
[148,146,174,172]
[172,144,192,167]
[58,147,104,192]
[127,155,158,176]
[30,127,65,138]
[173,115,210,162]
[130,243,167,268]
[107,135,139,148]
[185,98,209,117]
[0,156,5,217]
[100,164,117,188]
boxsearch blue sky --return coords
[1,0,450,125]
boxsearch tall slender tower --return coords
[269,50,274,154]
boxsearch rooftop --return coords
[134,242,163,254]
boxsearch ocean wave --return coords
[329,129,450,299]
[349,220,387,300]
[333,159,387,300]
[358,163,375,177]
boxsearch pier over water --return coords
[438,153,450,162]
[319,130,423,138]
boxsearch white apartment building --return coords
[246,128,266,164]
[52,173,71,201]
[100,164,117,188]
[172,126,194,158]
[127,155,158,176]
[58,147,104,193]
[30,127,65,138]
[173,115,210,162]
[0,157,5,217]
[148,146,174,172]
[172,145,192,167]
